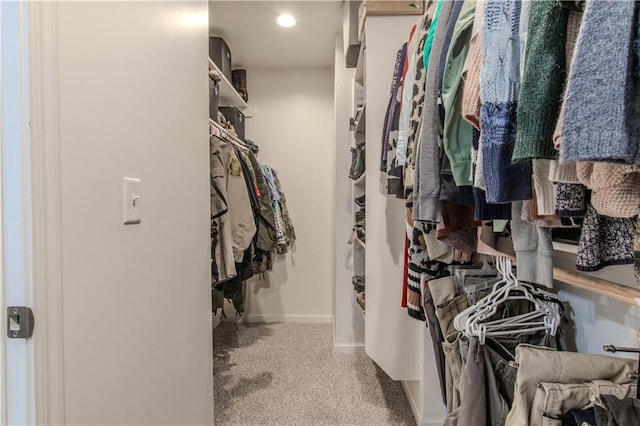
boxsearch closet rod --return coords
[209,118,248,151]
[552,267,640,307]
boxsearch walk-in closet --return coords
[211,1,640,425]
[6,0,640,425]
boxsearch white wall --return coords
[56,2,213,424]
[232,68,336,322]
[554,251,640,358]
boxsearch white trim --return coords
[333,343,365,353]
[0,2,6,422]
[401,381,445,426]
[402,380,421,426]
[27,2,66,425]
[241,314,333,324]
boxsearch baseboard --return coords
[402,381,421,426]
[333,343,365,353]
[243,314,334,323]
[401,381,444,426]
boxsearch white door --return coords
[1,1,36,424]
[19,2,215,424]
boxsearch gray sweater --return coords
[560,0,640,163]
[413,0,454,222]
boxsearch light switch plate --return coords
[123,177,142,225]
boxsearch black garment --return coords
[440,155,475,206]
[212,246,254,314]
[423,282,448,406]
[542,408,597,426]
[595,395,640,426]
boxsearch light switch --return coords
[123,177,142,225]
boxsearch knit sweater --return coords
[413,0,454,222]
[480,0,532,203]
[404,1,440,195]
[397,3,436,168]
[461,0,483,130]
[442,0,476,187]
[511,201,554,287]
[513,1,568,161]
[560,0,640,163]
[437,0,465,97]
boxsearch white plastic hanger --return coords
[454,257,561,344]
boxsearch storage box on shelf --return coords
[209,58,248,111]
[358,0,424,40]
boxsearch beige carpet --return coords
[213,322,415,426]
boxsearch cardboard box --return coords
[363,0,424,16]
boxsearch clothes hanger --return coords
[470,268,562,341]
[454,257,560,344]
[209,118,250,152]
[454,256,509,332]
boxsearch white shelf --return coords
[352,172,366,186]
[209,58,248,110]
[353,105,366,134]
[354,42,365,86]
[553,241,579,254]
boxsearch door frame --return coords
[26,2,66,424]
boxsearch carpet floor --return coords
[213,322,415,426]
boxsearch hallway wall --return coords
[55,2,213,424]
[217,68,335,323]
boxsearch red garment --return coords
[398,25,418,110]
[401,236,409,308]
[403,25,417,79]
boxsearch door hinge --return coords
[7,306,34,339]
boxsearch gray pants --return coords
[506,345,638,425]
[533,380,637,426]
[444,336,518,426]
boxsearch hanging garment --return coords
[244,151,278,253]
[510,201,553,287]
[577,163,640,219]
[460,4,483,131]
[442,0,475,187]
[227,149,257,262]
[412,0,454,222]
[533,380,637,426]
[594,395,640,426]
[396,1,437,169]
[261,165,287,246]
[437,0,465,99]
[559,0,640,163]
[271,168,296,249]
[575,204,635,272]
[386,43,409,196]
[210,138,237,282]
[396,22,424,169]
[381,47,406,173]
[506,345,638,426]
[480,0,532,203]
[512,0,568,161]
[551,7,583,154]
[532,160,556,216]
[404,0,443,196]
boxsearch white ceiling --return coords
[209,1,342,69]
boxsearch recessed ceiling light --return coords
[276,13,296,28]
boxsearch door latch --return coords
[7,306,34,339]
